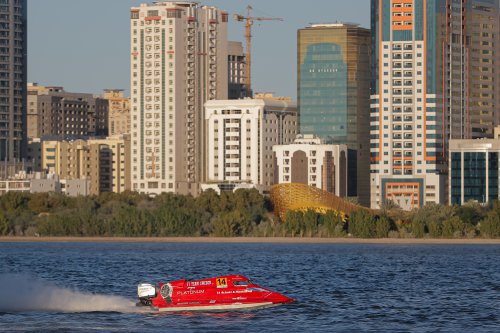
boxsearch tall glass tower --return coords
[0,0,27,162]
[297,23,371,206]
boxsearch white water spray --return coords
[0,274,139,313]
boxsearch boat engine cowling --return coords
[137,283,157,306]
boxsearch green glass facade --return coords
[297,24,371,206]
[299,43,347,142]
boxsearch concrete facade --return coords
[103,89,130,136]
[27,84,109,139]
[42,136,131,196]
[227,41,247,99]
[130,2,228,196]
[273,135,348,198]
[204,97,297,194]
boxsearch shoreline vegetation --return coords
[1,236,500,244]
[1,189,500,239]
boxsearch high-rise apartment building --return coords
[130,2,228,196]
[370,0,446,210]
[370,0,499,210]
[103,89,130,136]
[297,23,371,206]
[0,0,27,161]
[27,84,109,139]
[204,98,297,194]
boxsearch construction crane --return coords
[234,6,283,97]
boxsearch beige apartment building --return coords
[103,89,131,136]
[42,136,131,195]
[130,2,228,196]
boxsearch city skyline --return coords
[27,0,370,99]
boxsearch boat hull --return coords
[154,301,278,312]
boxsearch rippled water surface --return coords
[1,242,500,332]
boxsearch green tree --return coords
[411,219,426,238]
[0,210,10,236]
[375,215,392,238]
[427,220,442,237]
[479,209,500,238]
[284,210,305,237]
[303,209,319,236]
[319,210,345,237]
[442,216,465,238]
[348,209,376,238]
[212,210,249,237]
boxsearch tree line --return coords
[1,190,500,238]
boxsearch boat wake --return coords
[0,274,138,313]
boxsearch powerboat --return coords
[137,274,295,312]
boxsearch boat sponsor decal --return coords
[247,287,266,292]
[217,289,251,295]
[187,280,212,287]
[216,277,228,288]
[176,289,205,296]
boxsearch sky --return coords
[28,0,370,99]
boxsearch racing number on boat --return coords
[216,278,227,288]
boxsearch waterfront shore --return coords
[0,236,499,244]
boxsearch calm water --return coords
[0,242,499,332]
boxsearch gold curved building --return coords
[270,183,370,222]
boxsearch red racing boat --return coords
[137,275,295,312]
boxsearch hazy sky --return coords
[28,0,370,99]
